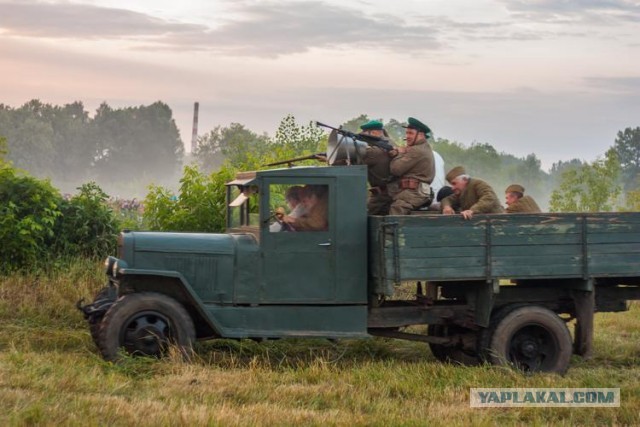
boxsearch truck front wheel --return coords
[484,305,572,374]
[97,292,195,361]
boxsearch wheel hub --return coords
[519,339,538,358]
[122,312,171,356]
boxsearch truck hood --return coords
[131,232,236,255]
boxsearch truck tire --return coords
[427,324,480,366]
[483,305,572,374]
[97,292,195,362]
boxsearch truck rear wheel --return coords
[483,305,572,374]
[97,292,195,361]
[427,324,480,366]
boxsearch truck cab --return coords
[86,165,371,360]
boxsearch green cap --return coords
[403,117,431,135]
[360,120,384,131]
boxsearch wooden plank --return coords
[587,223,640,233]
[395,246,486,259]
[492,222,581,236]
[493,264,582,277]
[587,233,640,244]
[397,256,485,269]
[399,228,485,247]
[589,243,640,254]
[397,266,486,280]
[493,254,581,268]
[493,245,580,257]
[492,234,582,245]
[588,254,640,275]
[587,214,640,225]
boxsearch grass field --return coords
[1,260,639,425]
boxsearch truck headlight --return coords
[112,260,128,277]
[104,256,117,276]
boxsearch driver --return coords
[283,185,328,231]
[270,186,305,232]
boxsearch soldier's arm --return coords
[468,182,502,213]
[390,148,420,176]
[441,194,459,213]
[362,146,387,166]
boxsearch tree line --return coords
[0,100,183,195]
[1,100,639,212]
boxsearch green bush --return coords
[0,163,119,272]
[53,182,118,258]
[144,164,235,233]
[0,165,62,271]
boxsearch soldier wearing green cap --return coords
[504,184,542,213]
[441,166,503,219]
[385,117,435,215]
[359,119,396,215]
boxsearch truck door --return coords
[261,179,336,303]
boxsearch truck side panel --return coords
[369,213,640,296]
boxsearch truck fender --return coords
[117,268,221,340]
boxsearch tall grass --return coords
[1,260,638,425]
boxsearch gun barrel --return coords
[264,153,326,167]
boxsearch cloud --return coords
[0,0,444,56]
[500,0,640,24]
[584,76,640,93]
[0,1,206,38]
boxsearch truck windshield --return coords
[228,185,260,229]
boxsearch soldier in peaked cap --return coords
[385,117,435,215]
[441,165,503,219]
[504,184,542,213]
[360,119,396,215]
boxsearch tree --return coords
[340,114,370,133]
[549,151,621,212]
[385,118,406,144]
[609,127,640,190]
[92,101,183,184]
[194,123,270,171]
[274,114,325,153]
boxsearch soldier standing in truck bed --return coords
[387,117,435,215]
[360,120,395,215]
[441,166,503,219]
[504,184,542,213]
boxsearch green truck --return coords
[79,165,640,373]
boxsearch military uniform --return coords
[441,178,503,214]
[363,145,394,215]
[506,195,541,213]
[388,137,435,215]
[359,120,395,215]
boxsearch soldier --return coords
[386,117,435,215]
[360,120,395,215]
[283,185,328,232]
[441,166,503,219]
[504,184,542,213]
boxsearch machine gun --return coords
[315,121,394,152]
[264,153,327,167]
[315,121,394,165]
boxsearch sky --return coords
[1,0,639,170]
